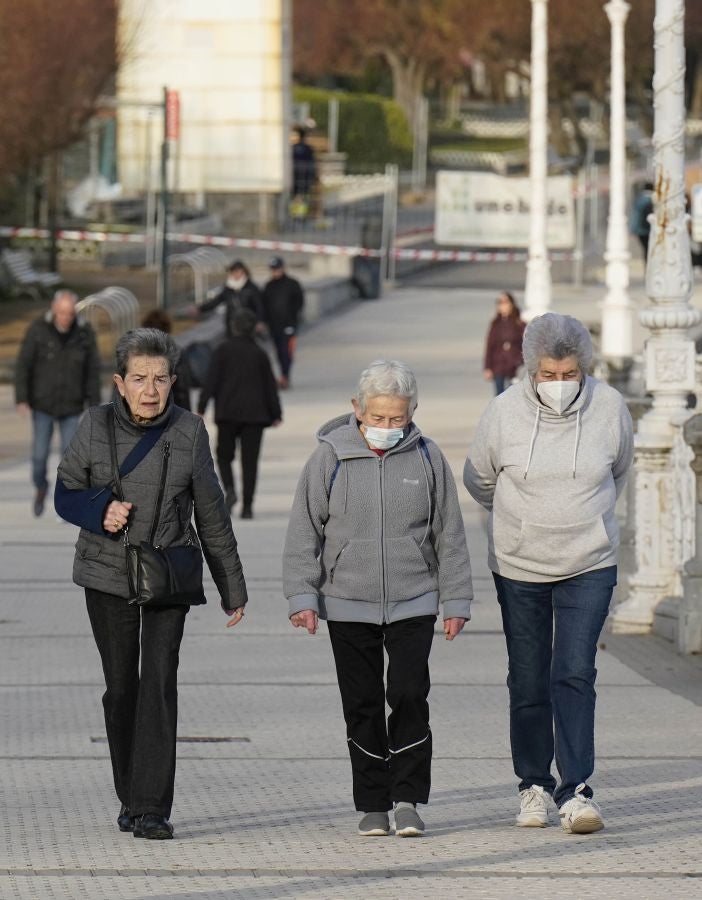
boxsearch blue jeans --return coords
[493,566,616,806]
[32,410,80,490]
[493,375,507,395]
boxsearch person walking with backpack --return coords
[283,359,473,837]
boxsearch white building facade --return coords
[117,0,291,229]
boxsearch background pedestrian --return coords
[483,291,526,395]
[199,259,264,336]
[262,256,304,389]
[197,308,282,519]
[15,289,101,516]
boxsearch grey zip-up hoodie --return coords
[284,413,473,623]
[463,375,634,582]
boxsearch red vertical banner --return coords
[165,89,180,141]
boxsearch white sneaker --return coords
[559,784,604,834]
[516,785,550,827]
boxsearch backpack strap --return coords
[327,459,341,497]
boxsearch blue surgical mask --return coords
[364,425,404,450]
[536,380,580,415]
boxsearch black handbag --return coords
[108,413,203,607]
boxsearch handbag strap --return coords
[107,406,169,547]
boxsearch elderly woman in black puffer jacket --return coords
[55,328,248,841]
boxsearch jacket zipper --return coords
[151,441,170,548]
[378,456,386,624]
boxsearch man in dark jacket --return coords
[198,308,282,519]
[262,256,304,389]
[199,259,264,337]
[15,289,101,515]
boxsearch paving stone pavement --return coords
[2,283,702,899]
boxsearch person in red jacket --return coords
[483,292,526,395]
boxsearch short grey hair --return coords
[115,328,181,378]
[522,313,592,376]
[355,359,418,413]
[52,289,78,305]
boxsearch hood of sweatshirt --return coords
[316,412,423,459]
[520,375,594,479]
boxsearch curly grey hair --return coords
[355,359,418,413]
[115,328,181,377]
[522,313,592,376]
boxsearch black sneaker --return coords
[133,813,174,840]
[241,506,253,519]
[33,487,47,517]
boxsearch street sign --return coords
[692,183,702,243]
[165,89,180,141]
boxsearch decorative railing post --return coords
[523,0,552,319]
[679,415,702,653]
[608,0,700,633]
[601,0,636,382]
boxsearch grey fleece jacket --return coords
[463,375,634,582]
[283,413,473,623]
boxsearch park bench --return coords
[1,248,61,300]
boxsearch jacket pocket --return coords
[385,536,438,602]
[76,536,102,560]
[510,515,615,576]
[324,539,379,599]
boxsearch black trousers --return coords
[85,589,188,818]
[271,331,293,379]
[327,616,435,812]
[215,422,264,508]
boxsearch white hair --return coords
[355,359,418,413]
[522,313,592,376]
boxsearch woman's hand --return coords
[103,500,133,534]
[290,609,318,634]
[226,607,246,628]
[443,617,466,641]
[483,369,493,381]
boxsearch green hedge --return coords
[293,86,412,171]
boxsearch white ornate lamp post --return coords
[523,0,552,320]
[609,0,699,633]
[601,0,636,368]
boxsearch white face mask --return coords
[227,276,246,290]
[364,425,404,450]
[536,380,581,415]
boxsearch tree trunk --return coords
[47,151,61,273]
[383,50,425,130]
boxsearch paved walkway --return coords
[2,282,702,899]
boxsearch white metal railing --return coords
[76,287,139,337]
[167,246,228,306]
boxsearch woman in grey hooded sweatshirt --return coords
[464,313,633,835]
[284,360,473,838]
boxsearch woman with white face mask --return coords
[464,313,634,835]
[284,359,473,838]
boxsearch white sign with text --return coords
[435,171,576,248]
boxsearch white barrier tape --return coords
[0,225,574,262]
[0,226,383,258]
